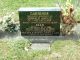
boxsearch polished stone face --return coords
[19,7,61,36]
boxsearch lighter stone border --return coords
[19,7,61,11]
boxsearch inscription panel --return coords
[19,8,61,36]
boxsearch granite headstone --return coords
[19,7,61,36]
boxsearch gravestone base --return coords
[23,36,54,43]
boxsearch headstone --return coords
[19,7,61,36]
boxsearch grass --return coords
[0,38,49,60]
[0,38,80,60]
[0,0,80,21]
[50,40,80,60]
[0,0,56,16]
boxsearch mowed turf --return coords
[0,39,80,60]
[0,0,80,20]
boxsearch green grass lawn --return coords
[0,38,80,60]
[0,0,80,20]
